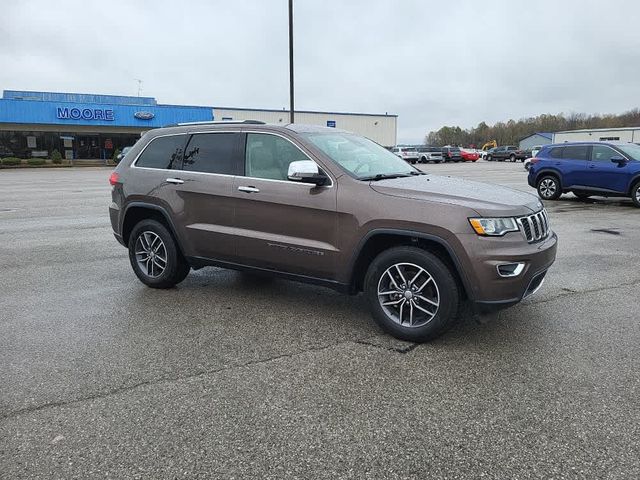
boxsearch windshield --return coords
[617,143,640,160]
[303,132,417,179]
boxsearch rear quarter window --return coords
[548,147,564,159]
[135,135,186,169]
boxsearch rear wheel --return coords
[631,181,640,208]
[128,219,190,288]
[537,175,561,200]
[364,247,460,342]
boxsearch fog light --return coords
[497,262,525,278]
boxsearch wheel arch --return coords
[627,174,640,195]
[121,202,182,250]
[534,168,563,189]
[347,229,473,300]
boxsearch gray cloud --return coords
[1,0,639,143]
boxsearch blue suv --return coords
[527,142,640,207]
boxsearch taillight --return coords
[109,172,120,186]
[530,158,540,165]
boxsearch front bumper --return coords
[452,230,558,309]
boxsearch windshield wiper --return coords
[360,171,426,181]
[360,173,412,181]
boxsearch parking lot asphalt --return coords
[1,162,639,479]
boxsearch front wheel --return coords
[509,154,516,162]
[128,219,190,288]
[486,155,492,161]
[537,175,561,200]
[364,247,460,342]
[631,181,640,208]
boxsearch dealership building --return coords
[552,126,640,144]
[0,90,398,160]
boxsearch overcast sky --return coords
[1,0,639,143]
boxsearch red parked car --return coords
[460,149,480,162]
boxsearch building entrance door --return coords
[75,135,101,159]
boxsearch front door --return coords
[584,144,630,193]
[232,132,339,279]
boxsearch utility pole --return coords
[288,0,294,123]
[135,79,143,97]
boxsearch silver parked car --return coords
[417,146,443,163]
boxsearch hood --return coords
[370,174,542,217]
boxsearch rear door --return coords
[168,131,243,261]
[585,144,630,192]
[232,131,339,279]
[128,133,189,236]
[556,145,589,188]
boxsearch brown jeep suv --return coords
[109,121,557,342]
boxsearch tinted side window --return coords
[549,147,564,159]
[562,145,589,160]
[245,133,310,181]
[136,135,185,169]
[591,145,619,162]
[182,133,240,174]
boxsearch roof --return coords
[544,140,634,147]
[519,132,553,141]
[554,126,640,134]
[213,106,398,118]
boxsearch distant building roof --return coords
[554,126,640,134]
[519,131,553,142]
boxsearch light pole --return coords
[288,0,294,123]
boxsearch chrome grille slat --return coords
[517,209,550,244]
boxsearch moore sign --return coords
[56,107,115,121]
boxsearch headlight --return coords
[469,217,519,236]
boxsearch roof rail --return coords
[175,119,266,126]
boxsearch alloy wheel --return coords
[377,262,440,328]
[134,231,167,278]
[539,178,557,199]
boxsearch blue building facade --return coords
[0,90,214,159]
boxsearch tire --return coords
[364,246,460,342]
[631,181,640,208]
[128,219,190,289]
[486,155,492,161]
[537,175,561,200]
[572,191,591,201]
[509,154,516,162]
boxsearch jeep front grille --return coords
[517,209,549,243]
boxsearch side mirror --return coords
[287,160,329,186]
[610,155,627,166]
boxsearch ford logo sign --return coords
[134,111,155,120]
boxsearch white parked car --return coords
[391,146,420,164]
[524,146,544,170]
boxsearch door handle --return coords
[166,177,184,185]
[238,186,260,193]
